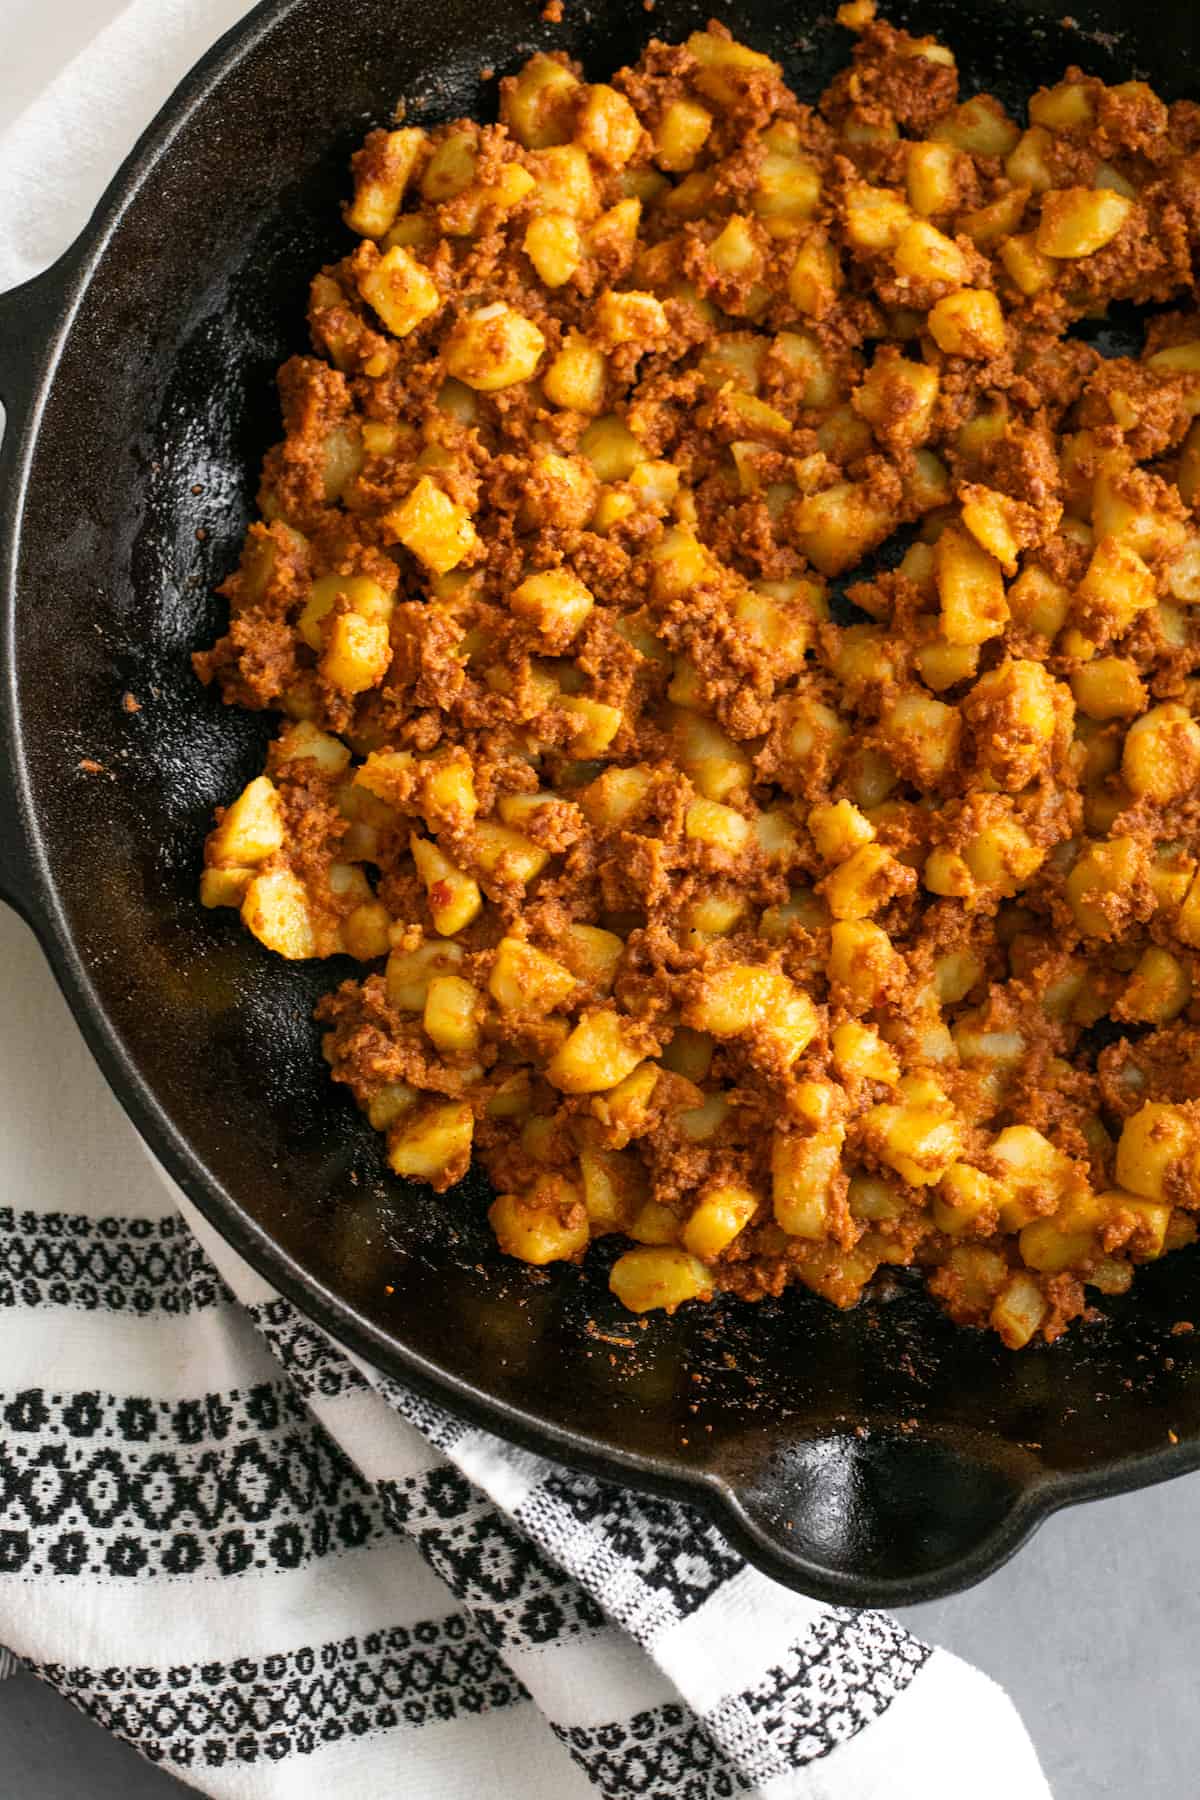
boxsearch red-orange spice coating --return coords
[196,4,1200,1346]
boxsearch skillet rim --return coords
[2,0,1200,1608]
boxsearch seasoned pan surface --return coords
[2,0,1199,1604]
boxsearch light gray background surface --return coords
[2,3,1198,1794]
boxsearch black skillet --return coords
[2,0,1199,1608]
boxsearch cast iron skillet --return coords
[2,0,1199,1609]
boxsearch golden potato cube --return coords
[366,1081,419,1132]
[346,127,427,238]
[818,842,909,919]
[881,691,962,786]
[503,52,580,149]
[787,231,841,317]
[828,918,903,1010]
[200,866,252,909]
[1036,187,1133,258]
[906,140,960,216]
[928,289,1006,359]
[410,833,483,936]
[1007,565,1070,639]
[578,1146,643,1234]
[209,775,284,867]
[893,219,969,286]
[831,1020,899,1085]
[961,811,1044,896]
[914,635,978,691]
[275,720,352,777]
[524,213,582,287]
[387,476,478,578]
[958,485,1025,573]
[999,231,1058,296]
[490,1175,589,1264]
[685,798,752,854]
[684,963,776,1036]
[935,522,1007,645]
[1029,79,1096,129]
[960,187,1029,246]
[320,612,391,694]
[542,333,608,414]
[579,764,654,827]
[609,1245,713,1313]
[1178,870,1200,948]
[772,1126,844,1237]
[683,1182,759,1260]
[1077,535,1156,637]
[442,302,545,391]
[1120,947,1192,1025]
[931,96,1020,156]
[342,900,391,961]
[866,1088,963,1187]
[991,1272,1047,1350]
[790,480,896,577]
[423,974,482,1053]
[560,695,623,755]
[844,183,913,250]
[529,144,600,220]
[577,83,642,167]
[1116,1103,1196,1202]
[808,799,875,864]
[510,569,594,643]
[655,98,713,171]
[1004,126,1055,191]
[1070,656,1145,720]
[386,941,465,1015]
[560,923,624,992]
[1066,836,1146,938]
[932,1162,1004,1236]
[420,129,478,201]
[854,353,939,450]
[488,936,576,1013]
[388,1101,474,1188]
[241,867,317,960]
[299,573,394,650]
[356,245,441,338]
[592,289,668,348]
[1122,703,1200,803]
[687,27,779,107]
[472,820,550,885]
[547,1008,645,1093]
[579,413,645,481]
[753,154,822,235]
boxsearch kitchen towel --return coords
[0,3,1050,1795]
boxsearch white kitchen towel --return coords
[0,3,1051,1795]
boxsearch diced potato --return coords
[386,938,465,1010]
[932,1162,1004,1236]
[524,213,582,287]
[881,691,962,786]
[787,231,841,317]
[423,974,482,1053]
[577,83,642,167]
[790,481,896,577]
[387,476,478,577]
[1076,535,1156,637]
[685,798,752,853]
[529,144,600,220]
[543,333,608,414]
[579,413,645,480]
[1071,656,1145,720]
[442,303,545,390]
[831,1019,899,1085]
[687,27,780,108]
[1119,947,1191,1024]
[547,1008,646,1093]
[472,820,550,885]
[609,1245,713,1313]
[865,1076,962,1185]
[488,936,576,1013]
[241,868,317,960]
[579,764,654,827]
[907,140,960,216]
[772,1126,844,1237]
[819,842,911,919]
[1066,836,1146,938]
[503,53,580,149]
[299,573,394,651]
[560,695,623,755]
[893,219,969,286]
[991,1272,1047,1349]
[410,832,483,935]
[931,96,1020,157]
[320,612,391,693]
[592,289,668,347]
[999,231,1058,296]
[510,569,594,644]
[935,523,1007,645]
[1116,1103,1197,1202]
[490,1175,588,1263]
[683,1182,759,1259]
[1122,703,1200,803]
[201,866,253,909]
[209,775,284,867]
[854,353,939,450]
[844,183,913,251]
[388,1100,474,1186]
[560,923,624,992]
[356,245,441,337]
[927,289,1006,359]
[809,798,874,863]
[1036,187,1133,258]
[346,128,427,238]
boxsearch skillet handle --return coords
[0,257,78,933]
